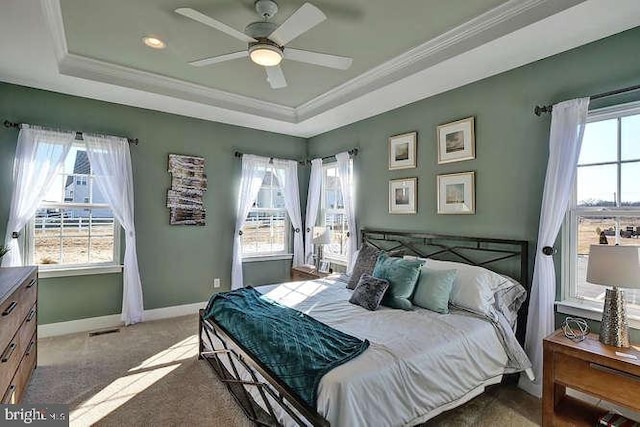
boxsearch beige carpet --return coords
[24,315,541,426]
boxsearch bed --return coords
[199,229,533,426]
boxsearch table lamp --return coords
[586,244,640,348]
[312,227,332,270]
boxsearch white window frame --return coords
[242,164,291,261]
[559,101,640,328]
[320,162,350,265]
[25,144,122,277]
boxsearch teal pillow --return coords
[372,253,424,310]
[412,268,457,314]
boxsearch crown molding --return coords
[41,0,583,126]
[42,0,296,123]
[58,54,297,122]
[296,0,582,120]
[40,0,66,63]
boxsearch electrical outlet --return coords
[213,278,221,288]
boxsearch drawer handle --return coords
[25,340,35,356]
[26,278,36,288]
[1,342,16,363]
[2,301,17,316]
[2,385,16,404]
[590,363,640,382]
[26,308,36,322]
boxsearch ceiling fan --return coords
[175,0,353,89]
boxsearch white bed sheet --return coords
[202,276,520,426]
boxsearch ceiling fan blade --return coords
[189,51,249,67]
[285,48,352,70]
[265,65,287,89]
[268,3,326,46]
[175,7,257,43]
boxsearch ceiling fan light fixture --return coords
[249,43,283,67]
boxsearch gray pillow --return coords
[349,274,389,311]
[347,244,382,289]
[412,268,457,314]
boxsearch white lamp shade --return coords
[586,244,640,289]
[312,227,332,245]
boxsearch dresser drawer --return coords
[0,303,37,396]
[0,272,37,352]
[554,351,640,410]
[12,332,37,404]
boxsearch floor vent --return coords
[88,328,121,337]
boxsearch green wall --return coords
[308,27,640,340]
[0,83,306,324]
[2,26,640,334]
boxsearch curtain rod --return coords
[534,83,640,116]
[314,148,359,164]
[233,148,359,165]
[3,120,139,145]
[233,151,306,165]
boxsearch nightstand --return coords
[543,329,640,426]
[290,265,330,281]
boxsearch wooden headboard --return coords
[360,228,530,344]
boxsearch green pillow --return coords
[412,268,457,314]
[372,253,424,310]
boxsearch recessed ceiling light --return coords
[143,36,166,49]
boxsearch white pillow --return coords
[404,256,511,315]
[346,249,360,275]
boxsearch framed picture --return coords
[319,260,331,273]
[388,132,417,170]
[437,172,475,214]
[389,178,417,214]
[437,117,475,164]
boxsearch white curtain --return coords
[232,155,269,289]
[519,98,589,396]
[85,135,144,325]
[2,127,74,267]
[336,152,357,269]
[273,159,304,267]
[304,158,323,265]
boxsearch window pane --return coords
[621,114,640,161]
[575,216,640,307]
[90,237,114,263]
[255,188,271,208]
[324,213,348,259]
[621,161,640,206]
[576,164,617,206]
[273,190,285,209]
[579,119,617,165]
[34,208,115,266]
[242,211,287,255]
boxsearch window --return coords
[320,162,351,263]
[563,103,640,319]
[28,146,120,269]
[242,166,290,257]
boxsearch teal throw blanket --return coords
[204,287,369,408]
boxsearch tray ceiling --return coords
[59,0,506,107]
[1,0,640,137]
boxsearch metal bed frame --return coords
[199,229,530,426]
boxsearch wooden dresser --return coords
[0,266,37,404]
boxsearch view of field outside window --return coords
[572,113,640,308]
[323,165,348,261]
[34,146,116,266]
[242,168,288,255]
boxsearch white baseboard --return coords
[38,301,208,338]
